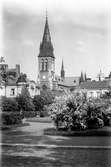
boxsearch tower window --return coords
[45,58,48,71]
[40,59,44,71]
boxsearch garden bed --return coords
[44,126,111,136]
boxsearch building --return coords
[0,57,40,98]
[38,15,58,90]
[80,80,111,98]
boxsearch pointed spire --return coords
[39,12,54,58]
[80,71,84,83]
[61,59,64,71]
[84,72,87,81]
[42,12,51,43]
[61,59,65,80]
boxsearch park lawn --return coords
[1,147,111,167]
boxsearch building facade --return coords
[0,57,40,98]
[80,80,111,98]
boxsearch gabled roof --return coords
[80,80,110,90]
[58,76,80,87]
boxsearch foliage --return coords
[16,86,35,117]
[33,90,54,116]
[2,112,23,125]
[1,96,19,112]
[33,95,45,112]
[40,90,55,105]
[50,91,111,131]
[101,89,111,99]
[1,97,23,125]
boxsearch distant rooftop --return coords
[80,80,111,90]
[58,76,80,87]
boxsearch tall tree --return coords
[16,86,35,117]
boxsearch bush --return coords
[50,91,111,131]
[2,112,22,125]
[2,97,19,112]
[23,110,36,118]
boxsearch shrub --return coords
[2,112,22,125]
[50,91,111,131]
[2,97,19,112]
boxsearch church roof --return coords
[42,14,51,43]
[58,76,80,87]
[38,14,54,58]
[80,80,110,90]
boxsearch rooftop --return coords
[58,76,80,87]
[80,80,111,90]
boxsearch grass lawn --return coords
[2,148,111,167]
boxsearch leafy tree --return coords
[16,86,35,117]
[40,90,55,105]
[33,95,45,112]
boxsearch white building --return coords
[80,80,111,98]
[0,57,40,98]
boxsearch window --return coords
[40,59,44,71]
[10,88,15,96]
[45,58,48,71]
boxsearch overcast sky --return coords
[2,0,111,81]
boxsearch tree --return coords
[16,86,35,117]
[33,95,45,112]
[40,90,55,105]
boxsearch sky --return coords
[1,0,111,81]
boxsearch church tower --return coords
[61,59,65,80]
[38,14,55,90]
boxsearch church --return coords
[37,14,80,91]
[37,14,111,98]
